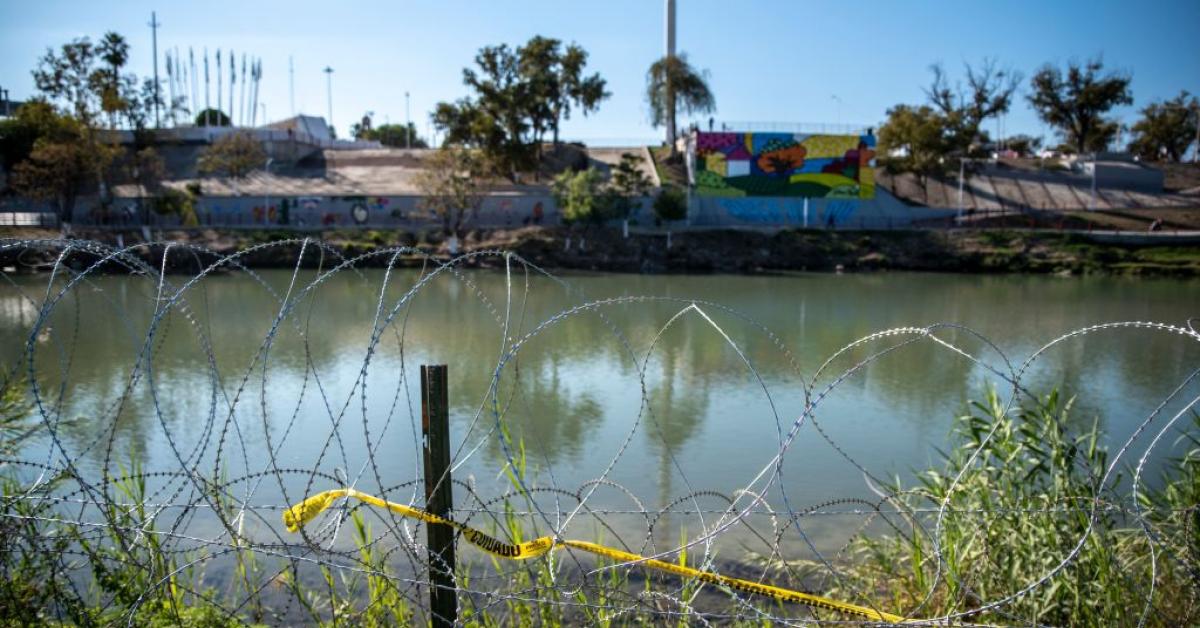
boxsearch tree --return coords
[646,54,715,157]
[1128,91,1198,162]
[433,37,608,179]
[608,152,653,236]
[350,118,429,148]
[1028,58,1133,154]
[93,32,130,128]
[414,147,491,238]
[1002,134,1043,157]
[519,38,608,146]
[194,108,231,127]
[924,59,1020,157]
[197,132,266,179]
[128,146,167,193]
[652,185,687,249]
[10,114,116,222]
[877,104,948,183]
[551,166,610,228]
[653,185,687,223]
[32,37,100,124]
[434,44,533,179]
[0,100,67,178]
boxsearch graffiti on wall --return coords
[694,132,876,199]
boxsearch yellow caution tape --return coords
[284,488,905,623]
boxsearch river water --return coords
[2,265,1198,557]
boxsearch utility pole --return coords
[149,12,161,128]
[405,91,411,149]
[323,66,334,135]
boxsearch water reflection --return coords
[1,267,1197,525]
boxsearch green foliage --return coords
[646,54,715,151]
[877,104,950,182]
[1028,58,1133,154]
[197,131,267,179]
[151,187,199,226]
[8,30,181,215]
[834,388,1200,625]
[1002,133,1043,156]
[9,110,118,221]
[653,185,688,223]
[1128,91,1198,162]
[194,108,231,127]
[608,152,653,220]
[432,36,608,180]
[32,31,177,130]
[551,166,610,226]
[351,120,429,148]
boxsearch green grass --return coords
[826,388,1200,625]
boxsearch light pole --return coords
[323,66,334,135]
[831,94,843,128]
[405,91,411,149]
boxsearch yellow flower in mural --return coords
[705,152,728,176]
[800,135,859,159]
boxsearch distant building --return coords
[261,115,336,142]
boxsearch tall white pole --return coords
[405,91,411,148]
[189,48,198,124]
[289,56,295,117]
[228,50,235,124]
[216,50,223,123]
[664,0,676,147]
[323,66,334,135]
[239,54,247,126]
[165,51,175,126]
[203,48,210,126]
[665,0,675,58]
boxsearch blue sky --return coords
[2,0,1198,146]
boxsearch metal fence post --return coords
[421,364,456,627]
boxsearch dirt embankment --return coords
[1,226,1198,277]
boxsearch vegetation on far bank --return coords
[2,226,1197,278]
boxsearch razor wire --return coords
[0,237,1196,626]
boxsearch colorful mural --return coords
[693,132,876,199]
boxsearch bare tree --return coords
[415,147,493,238]
[924,59,1021,156]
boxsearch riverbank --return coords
[2,225,1198,276]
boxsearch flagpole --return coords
[216,49,222,125]
[189,48,198,125]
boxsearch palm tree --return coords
[646,54,715,157]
